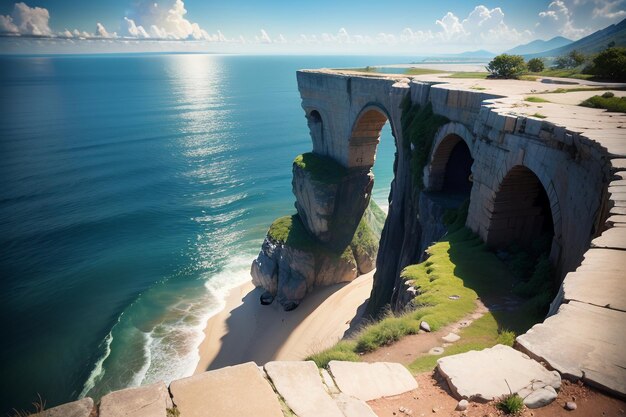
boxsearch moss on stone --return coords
[266,199,384,261]
[400,96,449,189]
[293,152,348,184]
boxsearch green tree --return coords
[555,50,586,68]
[527,57,545,72]
[486,54,526,78]
[590,47,626,81]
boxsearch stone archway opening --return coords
[486,165,554,250]
[427,133,474,197]
[348,108,390,169]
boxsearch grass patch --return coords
[496,393,525,415]
[518,75,538,81]
[309,202,540,368]
[532,69,594,80]
[530,112,547,119]
[403,68,446,76]
[267,198,383,261]
[166,408,181,417]
[470,86,487,90]
[524,96,550,103]
[294,152,347,184]
[580,94,626,113]
[401,96,449,189]
[443,72,489,79]
[307,341,360,368]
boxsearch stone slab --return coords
[170,362,283,417]
[328,361,418,401]
[517,301,626,397]
[436,344,561,402]
[333,393,378,417]
[33,398,94,417]
[591,227,626,250]
[264,361,343,417]
[577,248,626,272]
[564,264,626,311]
[321,368,340,394]
[99,382,172,417]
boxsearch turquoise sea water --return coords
[0,54,400,413]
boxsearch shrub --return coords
[486,54,526,78]
[496,393,524,415]
[526,58,545,73]
[580,94,626,113]
[589,47,626,81]
[554,50,586,69]
[602,91,615,98]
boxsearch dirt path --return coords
[360,300,489,365]
[368,373,626,417]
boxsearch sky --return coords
[0,0,624,54]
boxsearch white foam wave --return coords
[79,314,121,398]
[138,255,254,386]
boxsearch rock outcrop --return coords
[251,153,384,310]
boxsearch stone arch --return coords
[425,122,475,191]
[485,164,559,254]
[347,104,395,169]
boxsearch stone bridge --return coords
[297,70,626,396]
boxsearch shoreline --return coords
[194,270,374,373]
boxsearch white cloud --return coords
[96,22,116,38]
[436,12,466,39]
[592,0,626,19]
[256,29,272,43]
[123,17,149,38]
[122,0,212,40]
[0,2,52,36]
[536,1,589,39]
[434,6,530,45]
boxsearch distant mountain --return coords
[455,49,495,58]
[528,18,626,58]
[505,36,572,55]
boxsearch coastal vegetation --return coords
[486,54,526,78]
[400,97,449,189]
[293,152,347,184]
[496,393,525,415]
[580,91,626,113]
[308,202,545,370]
[524,96,550,103]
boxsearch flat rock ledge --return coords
[264,361,345,417]
[170,361,284,417]
[328,361,418,401]
[437,344,561,403]
[99,382,173,417]
[33,398,94,417]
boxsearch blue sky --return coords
[0,0,624,54]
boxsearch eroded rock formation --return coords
[251,153,384,310]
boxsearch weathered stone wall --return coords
[296,71,612,315]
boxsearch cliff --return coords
[251,153,385,310]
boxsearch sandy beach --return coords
[194,270,374,373]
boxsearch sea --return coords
[0,54,404,413]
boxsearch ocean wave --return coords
[79,254,255,399]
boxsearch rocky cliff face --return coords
[251,153,384,310]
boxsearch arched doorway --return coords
[486,165,554,249]
[427,133,474,195]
